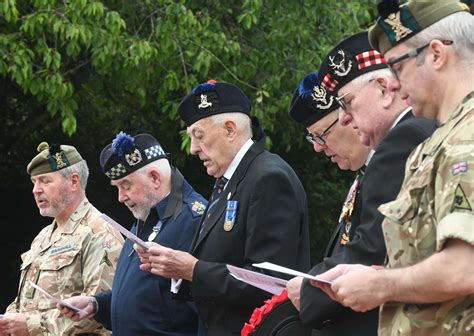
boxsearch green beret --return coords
[27,142,83,176]
[369,0,469,54]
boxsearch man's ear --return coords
[429,39,449,70]
[224,120,237,141]
[149,169,161,188]
[377,76,394,109]
[69,172,81,191]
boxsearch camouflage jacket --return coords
[6,198,124,335]
[378,92,474,336]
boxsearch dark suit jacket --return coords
[178,137,311,336]
[300,112,437,336]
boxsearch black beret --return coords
[100,132,168,180]
[319,31,388,95]
[178,80,251,127]
[289,72,339,127]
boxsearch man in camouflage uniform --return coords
[0,142,123,336]
[312,1,474,335]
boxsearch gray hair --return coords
[137,158,171,178]
[350,68,393,86]
[60,160,89,190]
[403,11,474,66]
[210,112,252,139]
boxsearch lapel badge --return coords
[223,200,238,232]
[329,50,352,77]
[198,94,213,109]
[384,11,413,41]
[125,148,142,166]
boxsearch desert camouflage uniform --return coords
[6,198,124,335]
[378,92,474,336]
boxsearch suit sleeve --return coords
[191,168,309,307]
[300,119,436,328]
[93,290,112,330]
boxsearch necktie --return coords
[207,176,228,213]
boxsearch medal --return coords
[148,220,163,241]
[223,200,238,232]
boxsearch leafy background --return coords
[1,0,471,311]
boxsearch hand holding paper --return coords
[29,282,88,316]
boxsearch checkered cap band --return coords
[355,50,386,70]
[144,145,165,160]
[105,163,127,179]
[321,73,338,91]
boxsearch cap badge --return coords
[125,149,142,166]
[198,94,213,109]
[311,85,334,110]
[53,152,67,169]
[384,11,413,41]
[329,50,352,77]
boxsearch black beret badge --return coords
[112,132,142,167]
[299,72,334,111]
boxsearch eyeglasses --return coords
[336,79,375,111]
[306,118,338,146]
[387,40,453,79]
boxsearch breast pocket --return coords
[37,249,83,297]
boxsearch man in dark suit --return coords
[286,32,437,335]
[135,81,311,336]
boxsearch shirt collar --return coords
[223,138,254,181]
[59,197,90,234]
[390,106,411,131]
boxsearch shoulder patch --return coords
[189,200,206,217]
[451,184,472,212]
[451,161,468,175]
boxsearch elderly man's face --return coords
[307,112,369,171]
[31,171,73,219]
[112,171,155,221]
[187,118,235,178]
[337,79,389,149]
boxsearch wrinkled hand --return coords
[57,296,94,321]
[286,277,303,311]
[311,264,387,312]
[134,242,198,280]
[0,313,29,336]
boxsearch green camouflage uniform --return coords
[378,92,474,335]
[6,198,124,335]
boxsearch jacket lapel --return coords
[191,138,265,252]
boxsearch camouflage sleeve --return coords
[435,140,474,251]
[5,299,18,313]
[24,218,123,335]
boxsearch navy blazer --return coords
[300,112,437,336]
[94,169,206,336]
[178,136,311,336]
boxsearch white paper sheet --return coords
[29,282,87,315]
[226,264,288,295]
[100,213,149,250]
[252,262,333,284]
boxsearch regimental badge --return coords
[223,200,238,232]
[311,85,334,110]
[329,50,352,77]
[191,201,206,216]
[198,94,213,109]
[384,11,413,41]
[451,184,472,212]
[54,152,67,169]
[125,148,142,166]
